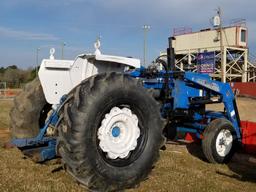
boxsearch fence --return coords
[0,89,21,99]
[231,82,256,98]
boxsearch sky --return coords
[0,0,256,68]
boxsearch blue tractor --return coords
[10,37,241,191]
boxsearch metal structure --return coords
[172,24,256,82]
[36,48,40,77]
[142,25,151,66]
[38,43,140,104]
[131,69,241,138]
[61,42,66,60]
[13,38,242,161]
[11,37,244,191]
[11,108,58,161]
[174,46,250,82]
[12,69,242,162]
[248,53,256,82]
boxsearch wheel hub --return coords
[97,107,140,159]
[112,126,121,137]
[215,129,233,157]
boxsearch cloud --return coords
[90,0,256,26]
[1,0,256,67]
[0,26,59,41]
[0,0,86,7]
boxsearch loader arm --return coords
[184,72,241,139]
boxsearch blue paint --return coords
[112,126,121,137]
[11,106,60,162]
[11,68,242,162]
[127,69,242,141]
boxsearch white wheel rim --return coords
[215,129,233,157]
[97,107,140,159]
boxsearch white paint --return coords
[94,38,101,55]
[173,26,247,55]
[49,48,55,60]
[39,52,141,104]
[97,107,140,159]
[199,89,203,97]
[230,110,235,117]
[95,54,140,69]
[213,15,220,27]
[215,129,233,157]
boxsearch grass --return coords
[0,99,13,130]
[133,145,256,192]
[0,99,256,192]
[0,99,13,145]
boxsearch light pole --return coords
[217,7,226,82]
[142,25,151,66]
[61,42,66,60]
[36,47,40,76]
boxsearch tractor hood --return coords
[39,51,141,104]
[78,53,141,69]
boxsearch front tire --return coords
[202,118,238,163]
[57,73,165,191]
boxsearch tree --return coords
[7,65,18,70]
[0,67,5,73]
[0,65,36,88]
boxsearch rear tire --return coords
[10,78,49,138]
[202,118,238,163]
[57,73,165,191]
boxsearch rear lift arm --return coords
[11,108,59,162]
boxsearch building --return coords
[171,25,256,82]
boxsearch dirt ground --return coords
[207,96,256,122]
[0,98,256,192]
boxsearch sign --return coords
[197,51,215,73]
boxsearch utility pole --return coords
[36,47,40,76]
[61,42,66,60]
[218,7,226,82]
[142,25,150,66]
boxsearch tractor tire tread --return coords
[10,77,47,138]
[57,72,165,192]
[202,118,237,164]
